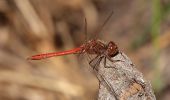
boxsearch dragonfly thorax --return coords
[81,39,119,57]
[81,39,106,55]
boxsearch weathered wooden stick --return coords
[90,52,156,100]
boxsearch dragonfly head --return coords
[107,41,119,57]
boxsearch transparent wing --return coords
[88,55,118,98]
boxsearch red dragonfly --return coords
[27,11,118,61]
[27,11,120,99]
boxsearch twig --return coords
[92,52,156,100]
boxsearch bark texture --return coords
[92,53,156,100]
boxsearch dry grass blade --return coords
[0,70,83,97]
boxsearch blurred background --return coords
[0,0,170,100]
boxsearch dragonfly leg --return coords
[107,54,122,63]
[103,55,122,68]
[103,56,115,68]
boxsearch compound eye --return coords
[107,41,118,57]
[108,41,115,49]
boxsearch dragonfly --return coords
[27,11,121,99]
